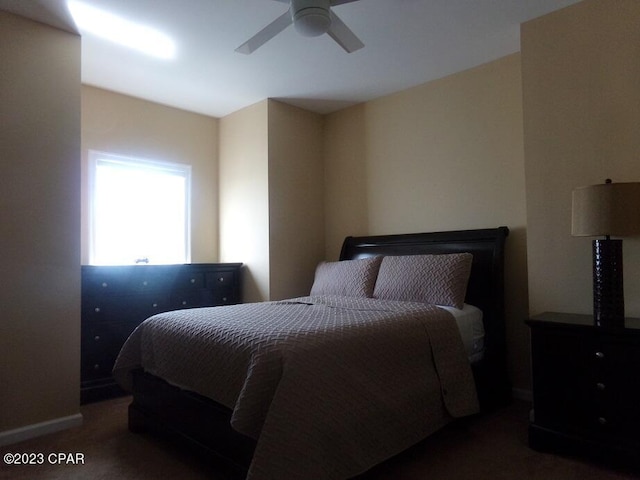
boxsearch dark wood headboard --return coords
[339,226,510,410]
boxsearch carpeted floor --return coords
[1,397,637,480]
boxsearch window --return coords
[89,151,191,265]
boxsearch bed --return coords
[113,226,510,479]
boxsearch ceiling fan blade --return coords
[331,0,361,5]
[235,10,293,55]
[327,11,363,53]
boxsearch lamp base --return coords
[593,238,624,329]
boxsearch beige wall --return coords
[219,101,271,302]
[522,0,640,318]
[324,54,531,390]
[81,86,219,264]
[268,100,325,299]
[0,12,81,433]
[323,105,369,250]
[219,100,325,302]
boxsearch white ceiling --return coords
[2,0,582,117]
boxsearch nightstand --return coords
[526,312,640,467]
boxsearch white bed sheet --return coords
[438,304,485,363]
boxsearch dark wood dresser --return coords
[81,263,242,403]
[526,312,640,467]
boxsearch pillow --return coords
[372,253,473,308]
[310,256,382,298]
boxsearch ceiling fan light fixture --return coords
[236,0,363,54]
[293,7,331,37]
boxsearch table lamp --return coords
[571,179,640,329]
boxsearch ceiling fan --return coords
[236,0,364,55]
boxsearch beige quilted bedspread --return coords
[113,295,479,480]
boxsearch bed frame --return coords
[127,226,510,476]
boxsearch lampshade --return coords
[571,181,640,237]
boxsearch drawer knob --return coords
[595,351,605,359]
[94,307,101,313]
[182,300,187,305]
[142,280,148,286]
[152,303,158,308]
[222,297,227,302]
[598,417,607,425]
[93,364,100,370]
[219,277,224,282]
[94,335,101,341]
[596,382,606,391]
[101,282,108,288]
[190,278,196,283]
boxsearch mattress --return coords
[438,303,485,363]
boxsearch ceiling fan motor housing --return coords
[291,0,331,37]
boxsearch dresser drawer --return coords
[127,267,174,292]
[213,287,237,305]
[207,270,235,289]
[173,270,205,290]
[82,294,170,323]
[81,321,142,381]
[170,289,215,309]
[81,322,139,355]
[81,353,115,382]
[83,266,176,296]
[83,268,130,296]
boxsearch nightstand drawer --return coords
[530,327,596,433]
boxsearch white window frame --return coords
[88,150,192,265]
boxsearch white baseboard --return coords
[0,413,83,447]
[512,387,532,402]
